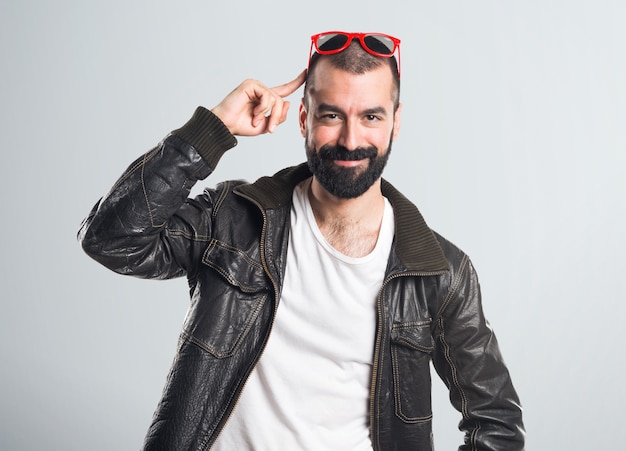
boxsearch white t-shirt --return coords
[212,178,395,450]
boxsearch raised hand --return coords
[211,70,306,136]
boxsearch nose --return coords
[337,119,360,151]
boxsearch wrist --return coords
[172,107,238,169]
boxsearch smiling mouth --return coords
[334,159,366,167]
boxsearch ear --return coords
[299,99,307,138]
[392,102,402,141]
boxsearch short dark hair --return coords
[304,40,400,110]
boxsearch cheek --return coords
[307,125,339,145]
[370,129,394,149]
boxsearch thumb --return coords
[271,69,307,98]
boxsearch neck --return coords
[308,177,385,257]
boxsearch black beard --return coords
[305,140,392,199]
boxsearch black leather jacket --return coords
[79,107,524,450]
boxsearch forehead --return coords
[307,60,396,108]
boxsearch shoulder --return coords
[432,231,471,273]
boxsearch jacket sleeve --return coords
[78,107,237,280]
[431,251,525,450]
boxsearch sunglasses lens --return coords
[363,34,396,55]
[316,33,350,52]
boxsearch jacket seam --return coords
[141,149,165,228]
[211,181,232,219]
[111,146,159,194]
[165,228,211,242]
[206,239,264,270]
[437,256,469,417]
[436,253,468,319]
[392,320,432,329]
[180,292,267,359]
[391,343,434,424]
[437,254,480,451]
[471,421,481,450]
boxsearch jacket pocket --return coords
[390,320,434,423]
[182,239,270,359]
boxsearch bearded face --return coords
[299,61,401,198]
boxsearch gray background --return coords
[1,0,624,449]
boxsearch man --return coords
[79,31,524,450]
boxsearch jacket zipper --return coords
[206,195,281,450]
[369,269,447,451]
[209,189,448,449]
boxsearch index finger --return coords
[271,69,307,98]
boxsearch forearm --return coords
[78,108,237,278]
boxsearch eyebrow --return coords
[317,103,388,117]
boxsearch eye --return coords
[365,114,382,122]
[317,113,342,123]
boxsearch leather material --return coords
[79,111,525,450]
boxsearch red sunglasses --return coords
[308,31,401,76]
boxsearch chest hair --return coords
[318,219,380,258]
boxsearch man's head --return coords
[304,32,401,111]
[300,32,402,199]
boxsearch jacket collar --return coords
[235,163,448,273]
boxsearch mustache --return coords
[318,144,378,161]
